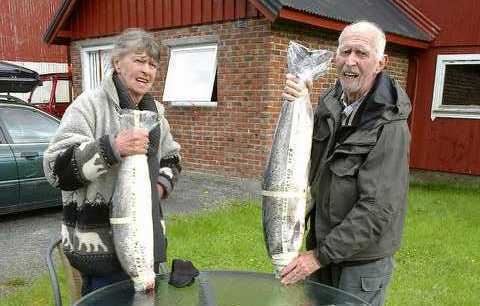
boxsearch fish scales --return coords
[262,42,332,276]
[111,110,156,291]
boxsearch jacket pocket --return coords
[329,154,363,177]
[328,155,364,225]
[361,275,389,292]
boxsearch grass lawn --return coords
[1,182,479,305]
[389,183,480,305]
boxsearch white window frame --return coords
[431,54,480,120]
[80,43,114,91]
[162,43,218,107]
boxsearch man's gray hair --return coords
[111,28,160,65]
[338,21,386,60]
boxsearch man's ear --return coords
[376,54,388,73]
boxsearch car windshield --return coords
[0,107,58,143]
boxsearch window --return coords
[163,44,218,107]
[431,54,480,120]
[30,78,70,104]
[54,79,71,103]
[0,107,59,144]
[81,45,113,91]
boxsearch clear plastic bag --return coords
[112,109,158,291]
[262,41,332,275]
[287,41,332,82]
[118,109,159,132]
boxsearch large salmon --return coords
[111,110,158,291]
[262,42,332,276]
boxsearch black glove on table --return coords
[168,259,200,288]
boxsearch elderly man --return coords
[280,21,411,306]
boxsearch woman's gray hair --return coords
[111,28,160,65]
[338,21,386,60]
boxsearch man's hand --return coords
[280,250,321,285]
[115,128,149,157]
[282,73,313,102]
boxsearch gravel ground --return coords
[0,206,62,298]
[0,171,260,298]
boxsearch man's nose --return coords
[344,53,358,66]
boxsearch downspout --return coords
[406,53,419,170]
[407,53,419,131]
[67,45,74,100]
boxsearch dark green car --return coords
[0,98,61,214]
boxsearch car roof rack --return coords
[0,61,42,93]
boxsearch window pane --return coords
[0,108,59,143]
[30,80,52,104]
[83,47,113,91]
[163,44,217,102]
[88,51,100,90]
[442,64,480,106]
[100,49,112,78]
[55,80,71,103]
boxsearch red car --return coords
[28,72,72,118]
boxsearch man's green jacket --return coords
[307,71,411,266]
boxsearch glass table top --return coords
[74,271,368,306]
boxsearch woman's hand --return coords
[157,183,165,199]
[281,74,313,102]
[115,127,149,157]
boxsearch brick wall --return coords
[70,49,82,99]
[69,17,410,179]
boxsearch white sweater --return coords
[43,71,181,275]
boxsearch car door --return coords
[0,127,19,212]
[0,105,61,212]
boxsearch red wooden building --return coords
[405,0,480,175]
[43,0,480,178]
[0,0,66,63]
[1,0,68,101]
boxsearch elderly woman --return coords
[43,28,181,295]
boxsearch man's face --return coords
[114,51,158,103]
[334,29,386,102]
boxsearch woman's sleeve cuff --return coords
[157,175,173,198]
[98,134,122,166]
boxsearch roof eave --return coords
[43,0,77,45]
[391,0,440,41]
[248,0,282,22]
[278,8,431,49]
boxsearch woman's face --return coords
[114,51,158,103]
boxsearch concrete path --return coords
[163,171,261,214]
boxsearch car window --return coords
[0,107,59,144]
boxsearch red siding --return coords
[68,0,260,40]
[408,0,480,46]
[0,0,67,62]
[405,1,480,175]
[409,46,480,175]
